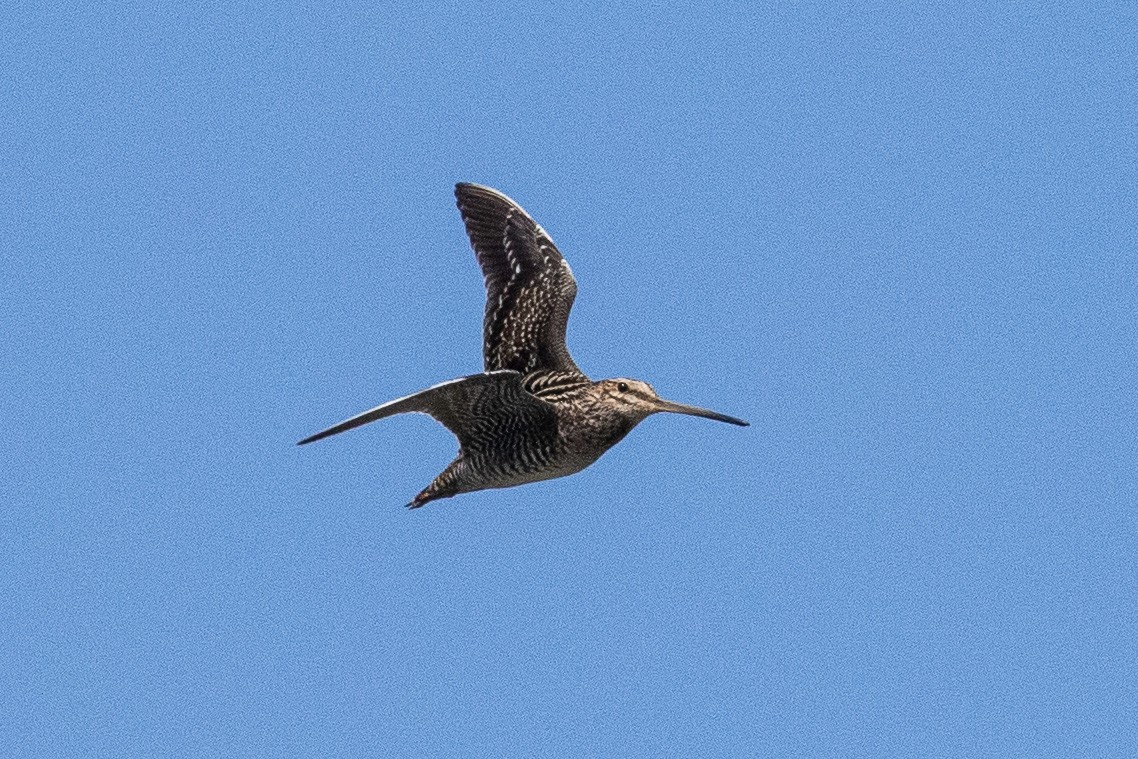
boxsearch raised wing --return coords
[455,183,583,377]
[297,370,557,453]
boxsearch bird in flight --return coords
[299,183,748,508]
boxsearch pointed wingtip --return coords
[455,182,480,208]
[454,181,481,197]
[455,182,515,207]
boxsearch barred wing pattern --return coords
[297,371,557,454]
[455,183,584,377]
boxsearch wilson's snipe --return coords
[299,184,747,508]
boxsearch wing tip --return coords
[454,182,520,209]
[454,181,486,201]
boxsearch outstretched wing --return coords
[455,183,583,377]
[297,370,557,453]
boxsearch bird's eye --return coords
[617,382,629,392]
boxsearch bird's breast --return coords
[554,407,635,461]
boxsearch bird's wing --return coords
[297,370,557,453]
[454,183,584,377]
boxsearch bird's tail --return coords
[406,459,465,509]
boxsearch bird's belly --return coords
[463,449,603,491]
[456,416,629,494]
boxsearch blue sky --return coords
[3,1,1136,756]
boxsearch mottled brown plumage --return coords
[299,183,747,508]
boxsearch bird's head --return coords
[598,378,749,427]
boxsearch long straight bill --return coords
[655,399,749,427]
